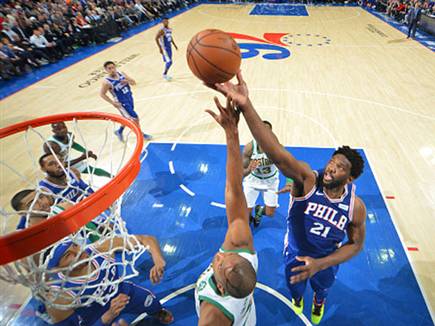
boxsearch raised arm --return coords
[121,71,136,85]
[206,96,253,251]
[212,72,316,194]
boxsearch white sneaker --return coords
[163,74,172,81]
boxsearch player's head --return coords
[39,153,65,177]
[162,17,169,27]
[47,241,89,270]
[43,141,62,157]
[212,252,257,298]
[51,122,68,138]
[263,120,272,130]
[103,61,117,75]
[11,189,53,216]
[323,146,364,189]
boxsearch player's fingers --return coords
[226,95,234,111]
[236,70,245,85]
[205,109,218,122]
[215,83,228,95]
[291,265,308,273]
[290,273,306,284]
[295,256,308,263]
[113,294,128,303]
[203,82,217,90]
[213,96,225,113]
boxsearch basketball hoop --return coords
[0,112,147,310]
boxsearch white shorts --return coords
[243,174,279,208]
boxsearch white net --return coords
[0,116,147,310]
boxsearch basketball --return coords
[186,29,241,84]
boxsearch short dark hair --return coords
[11,189,34,211]
[262,120,272,129]
[39,153,52,167]
[333,146,364,179]
[103,61,115,68]
[225,257,257,299]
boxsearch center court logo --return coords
[229,33,291,60]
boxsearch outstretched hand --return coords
[206,96,240,130]
[205,71,249,108]
[290,256,322,284]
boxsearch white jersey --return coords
[195,248,258,326]
[249,139,278,180]
[47,133,86,172]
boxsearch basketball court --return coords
[1,2,434,325]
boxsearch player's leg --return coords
[308,265,339,324]
[285,255,308,315]
[254,178,279,222]
[116,281,173,324]
[162,47,173,80]
[118,102,152,140]
[243,182,260,227]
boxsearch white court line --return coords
[180,184,195,197]
[30,85,57,89]
[133,282,312,325]
[210,201,226,208]
[152,203,164,208]
[168,160,175,174]
[363,150,435,323]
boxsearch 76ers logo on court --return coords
[228,33,291,60]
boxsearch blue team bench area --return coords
[250,4,309,16]
[13,143,432,325]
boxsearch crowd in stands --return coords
[0,0,198,81]
[363,0,434,30]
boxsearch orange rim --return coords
[0,112,144,265]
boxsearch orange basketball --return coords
[186,29,241,84]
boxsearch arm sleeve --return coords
[71,142,87,153]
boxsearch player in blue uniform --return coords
[41,235,173,325]
[155,17,178,81]
[209,72,367,324]
[38,153,94,205]
[100,61,152,142]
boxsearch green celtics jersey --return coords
[195,248,258,325]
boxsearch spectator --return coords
[1,36,39,68]
[29,27,57,62]
[1,0,199,82]
[2,23,19,42]
[407,1,422,38]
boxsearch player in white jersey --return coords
[242,120,282,227]
[43,122,112,178]
[195,96,258,325]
